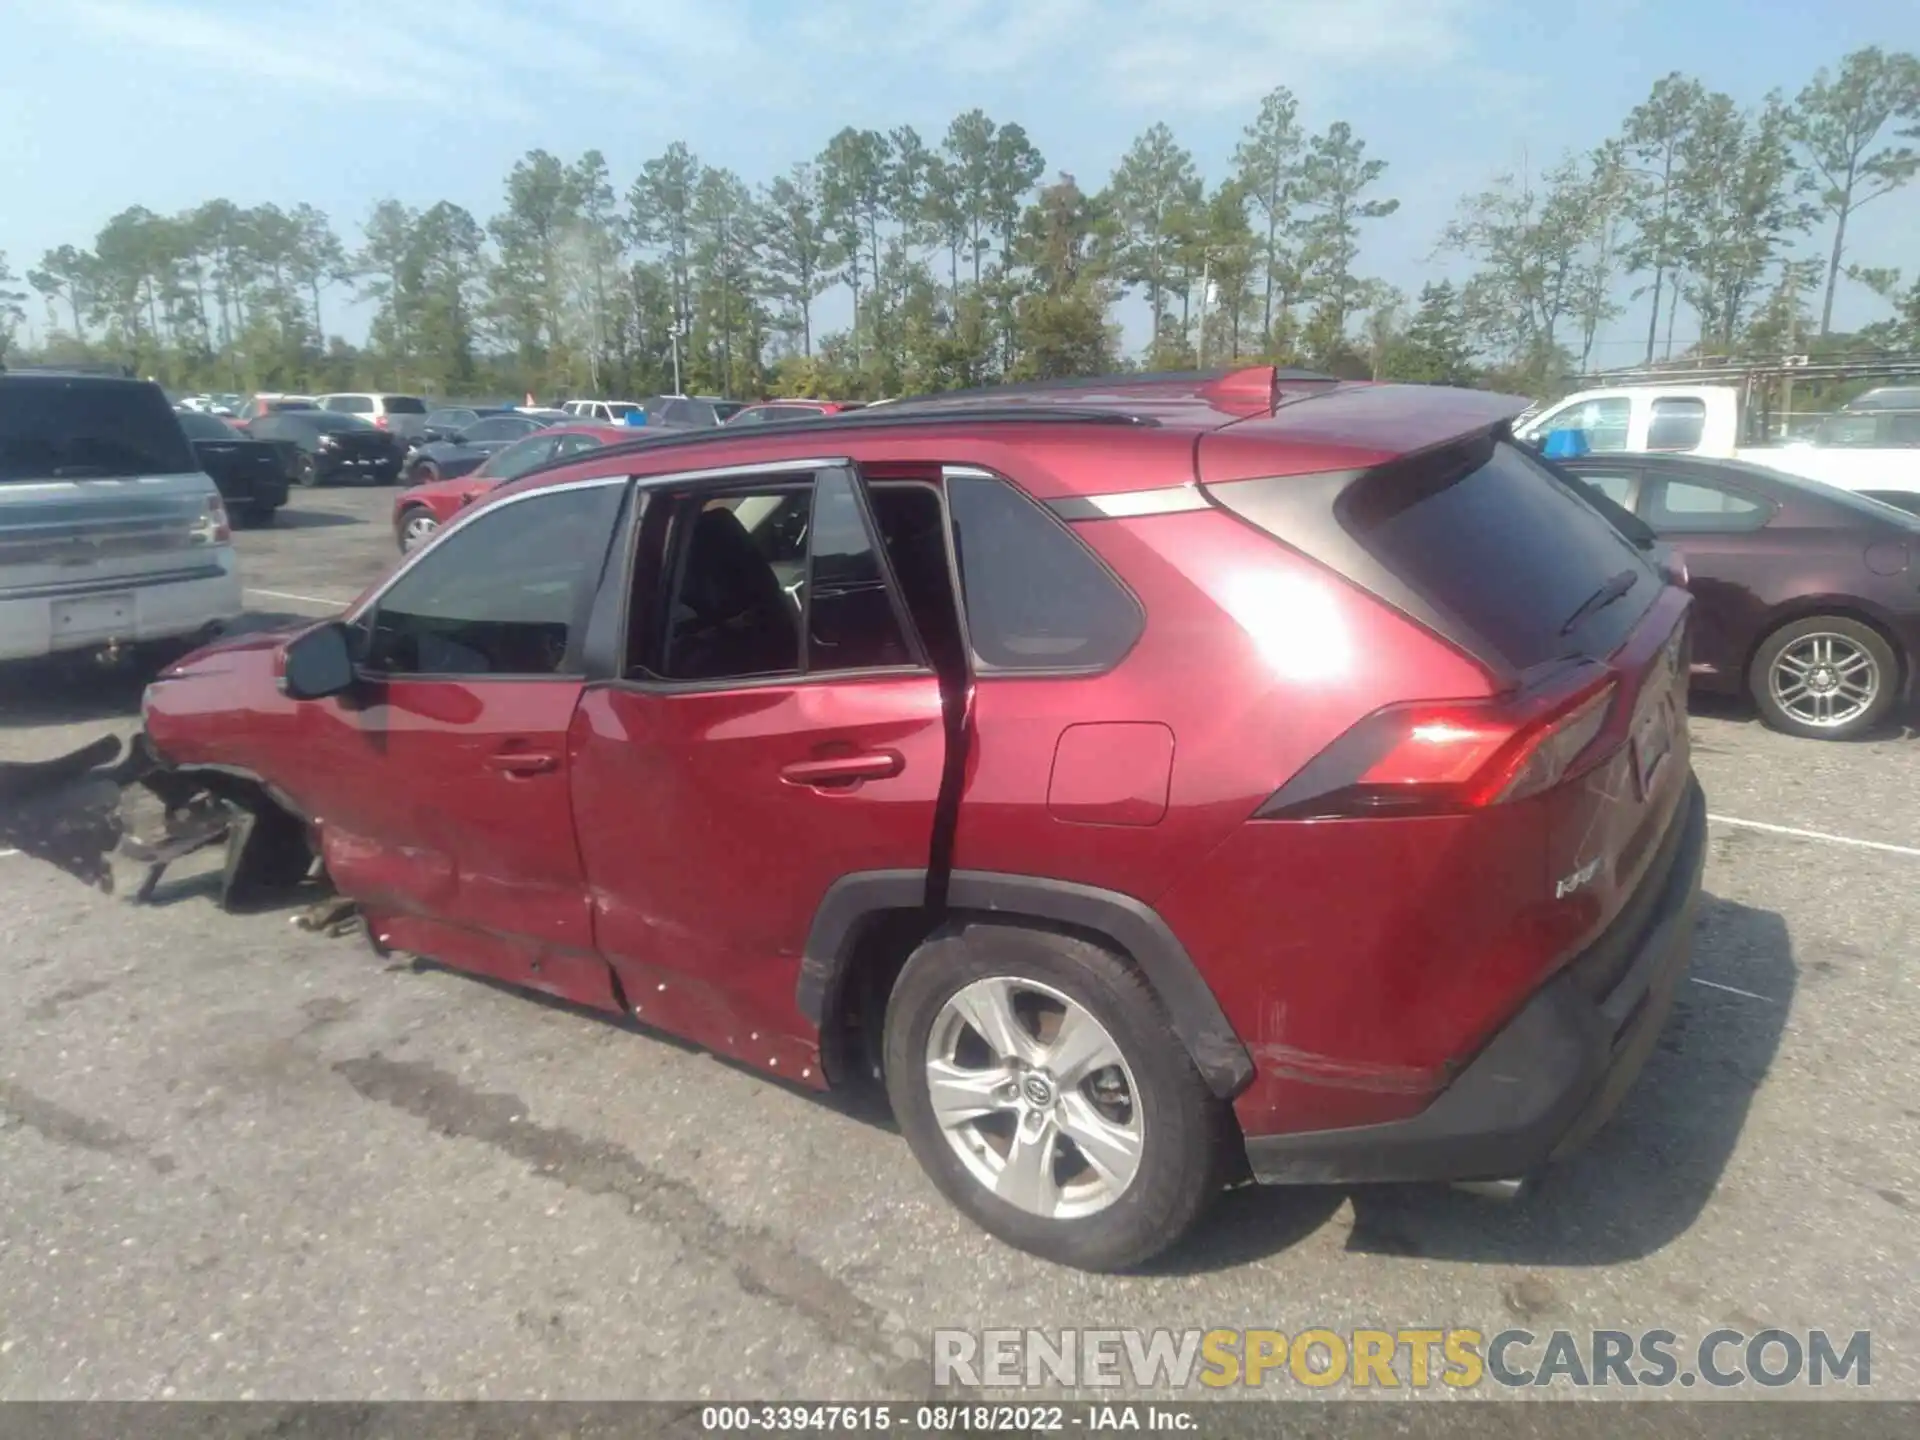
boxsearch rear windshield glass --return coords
[1343,440,1658,668]
[178,412,238,440]
[382,396,427,413]
[296,412,376,433]
[0,380,196,481]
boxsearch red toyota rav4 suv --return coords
[138,367,1705,1271]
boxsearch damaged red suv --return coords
[135,367,1704,1271]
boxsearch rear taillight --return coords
[375,414,389,428]
[1254,666,1617,820]
[191,493,232,546]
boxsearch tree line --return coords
[3,46,1917,403]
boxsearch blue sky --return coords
[4,0,1919,362]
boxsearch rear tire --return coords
[292,454,320,488]
[1748,614,1898,741]
[883,921,1227,1272]
[409,460,439,486]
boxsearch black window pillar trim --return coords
[798,868,1256,1101]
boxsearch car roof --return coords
[478,367,1535,509]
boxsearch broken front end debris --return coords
[0,730,341,922]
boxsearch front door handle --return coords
[780,751,903,788]
[486,750,558,777]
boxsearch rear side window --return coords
[0,380,195,481]
[1645,478,1772,533]
[382,396,426,414]
[326,395,373,413]
[1647,397,1706,451]
[946,473,1144,672]
[1342,441,1657,668]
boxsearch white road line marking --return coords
[245,587,346,609]
[1708,812,1920,859]
[1690,977,1774,1002]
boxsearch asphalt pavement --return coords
[1,487,1916,1402]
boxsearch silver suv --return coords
[0,373,242,665]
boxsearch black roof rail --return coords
[0,361,141,379]
[880,365,1337,409]
[515,404,1158,485]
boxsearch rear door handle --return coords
[486,751,558,776]
[780,751,903,788]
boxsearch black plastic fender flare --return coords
[798,868,1255,1100]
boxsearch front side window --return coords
[479,433,560,481]
[634,470,915,684]
[1558,397,1631,452]
[358,484,623,677]
[945,473,1143,672]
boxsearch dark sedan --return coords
[247,410,407,487]
[405,413,558,484]
[417,405,516,445]
[178,410,291,525]
[1560,452,1920,740]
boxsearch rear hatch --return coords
[323,424,402,463]
[381,396,428,443]
[0,377,227,594]
[193,437,286,497]
[1204,421,1691,973]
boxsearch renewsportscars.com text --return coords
[933,1327,1872,1391]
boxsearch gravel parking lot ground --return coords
[2,486,1917,1402]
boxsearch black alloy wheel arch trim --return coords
[797,867,1256,1101]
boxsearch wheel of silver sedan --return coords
[400,510,439,552]
[1769,631,1879,729]
[924,975,1144,1221]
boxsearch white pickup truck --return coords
[1513,382,1920,509]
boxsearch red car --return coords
[137,366,1704,1271]
[724,399,865,426]
[392,422,632,551]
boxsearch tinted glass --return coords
[0,380,195,481]
[660,401,690,425]
[946,473,1143,671]
[650,486,808,681]
[301,412,376,433]
[465,416,535,442]
[483,434,558,481]
[178,411,238,440]
[807,470,914,671]
[326,395,373,413]
[427,409,475,429]
[553,433,609,458]
[1647,397,1706,451]
[1646,478,1771,532]
[361,484,621,677]
[1344,441,1658,667]
[267,399,317,412]
[1575,469,1636,505]
[381,396,426,414]
[728,408,769,425]
[712,403,745,423]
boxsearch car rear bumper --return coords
[1242,773,1707,1186]
[317,453,402,483]
[0,557,245,664]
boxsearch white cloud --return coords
[65,0,467,108]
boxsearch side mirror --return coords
[281,622,355,701]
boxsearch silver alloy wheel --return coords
[401,512,439,552]
[924,976,1144,1220]
[1770,631,1880,729]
